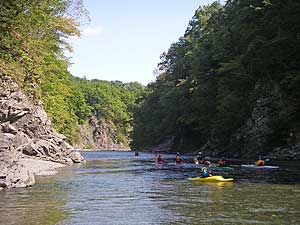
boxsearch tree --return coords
[0,0,86,98]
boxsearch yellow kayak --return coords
[188,175,234,182]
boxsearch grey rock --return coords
[69,151,84,163]
[74,116,130,150]
[1,122,18,134]
[0,162,35,189]
[21,142,40,156]
[13,132,31,150]
[0,77,83,190]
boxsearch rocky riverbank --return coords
[0,77,84,190]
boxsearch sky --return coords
[67,0,224,85]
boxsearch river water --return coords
[0,151,300,225]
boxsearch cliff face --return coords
[75,116,130,150]
[199,95,300,160]
[0,77,84,189]
[231,97,276,158]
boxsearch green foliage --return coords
[0,0,86,99]
[74,78,146,145]
[41,74,146,145]
[41,71,92,143]
[132,0,300,152]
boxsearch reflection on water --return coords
[0,178,69,225]
[0,151,299,225]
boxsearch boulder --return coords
[21,142,40,156]
[69,151,85,163]
[0,162,35,189]
[1,122,18,134]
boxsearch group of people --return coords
[153,152,211,178]
[153,152,214,178]
[153,151,267,178]
[198,156,267,178]
[154,152,183,164]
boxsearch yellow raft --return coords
[189,175,234,182]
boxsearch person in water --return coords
[195,152,205,164]
[175,152,183,163]
[201,161,212,177]
[255,156,265,166]
[156,154,164,163]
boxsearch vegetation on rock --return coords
[41,75,146,146]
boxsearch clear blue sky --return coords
[67,0,224,85]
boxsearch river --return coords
[0,151,300,225]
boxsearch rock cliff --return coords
[0,77,84,189]
[75,116,130,150]
[199,95,300,160]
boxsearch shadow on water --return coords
[0,151,300,225]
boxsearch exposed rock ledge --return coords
[75,116,130,151]
[19,158,66,176]
[0,77,84,190]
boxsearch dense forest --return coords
[131,0,300,158]
[0,0,146,148]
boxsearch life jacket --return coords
[157,155,163,163]
[201,167,211,177]
[175,155,182,163]
[256,159,265,166]
[217,160,225,166]
[198,159,205,164]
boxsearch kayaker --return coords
[217,157,226,166]
[255,155,265,166]
[194,152,205,164]
[157,154,164,163]
[175,152,183,163]
[201,161,212,177]
[255,159,265,166]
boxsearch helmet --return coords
[198,152,202,155]
[204,161,211,166]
